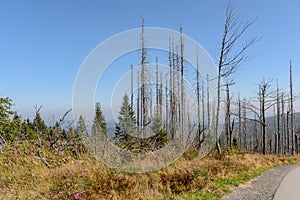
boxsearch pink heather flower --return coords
[74,193,81,199]
[58,191,64,197]
[154,193,160,197]
[3,163,9,168]
[61,167,67,172]
[60,152,65,157]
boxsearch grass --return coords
[0,141,300,200]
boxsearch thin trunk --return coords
[225,82,230,147]
[137,75,140,129]
[180,25,185,140]
[273,106,277,154]
[156,57,159,115]
[276,81,281,154]
[150,88,152,119]
[243,98,247,150]
[206,75,210,128]
[159,73,163,118]
[290,60,295,155]
[169,38,174,139]
[281,93,286,154]
[287,110,290,154]
[196,47,201,144]
[238,93,242,147]
[131,64,134,108]
[254,115,258,152]
[202,81,205,138]
[141,17,147,133]
[165,78,168,131]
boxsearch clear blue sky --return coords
[0,0,299,121]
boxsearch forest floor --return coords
[1,140,300,200]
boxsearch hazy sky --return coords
[0,0,299,121]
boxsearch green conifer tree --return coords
[92,102,107,153]
[114,94,137,146]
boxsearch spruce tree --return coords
[77,115,88,136]
[92,102,107,153]
[77,115,88,145]
[0,97,15,142]
[114,94,137,146]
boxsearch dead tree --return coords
[215,3,258,153]
[180,24,185,140]
[224,82,234,148]
[242,97,247,150]
[246,80,276,154]
[196,47,202,146]
[290,60,295,155]
[169,38,175,139]
[131,64,134,108]
[273,105,277,154]
[276,80,281,154]
[238,93,242,146]
[140,17,148,136]
[281,92,286,154]
[195,48,205,148]
[156,57,159,115]
[206,75,211,128]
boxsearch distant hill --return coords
[265,112,300,134]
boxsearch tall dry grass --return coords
[0,141,299,199]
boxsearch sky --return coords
[0,0,299,122]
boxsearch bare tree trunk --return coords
[140,17,148,136]
[238,93,242,147]
[273,106,277,154]
[159,73,163,118]
[206,75,210,128]
[137,75,140,129]
[276,81,281,154]
[150,88,153,119]
[196,47,201,145]
[281,93,286,154]
[180,25,185,140]
[215,62,222,153]
[260,84,267,155]
[287,110,290,154]
[254,115,258,152]
[156,57,159,115]
[176,45,181,125]
[131,64,134,108]
[215,3,257,154]
[290,60,295,155]
[243,98,247,150]
[165,78,168,131]
[169,38,174,139]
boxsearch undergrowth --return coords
[0,141,299,200]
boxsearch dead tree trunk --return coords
[276,81,281,154]
[131,64,134,108]
[290,60,295,155]
[180,24,185,140]
[238,93,242,147]
[215,3,257,154]
[243,98,247,150]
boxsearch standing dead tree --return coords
[289,60,295,155]
[195,47,205,149]
[246,80,276,154]
[180,24,185,140]
[215,3,258,153]
[224,81,234,148]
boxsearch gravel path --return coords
[222,164,300,200]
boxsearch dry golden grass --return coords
[0,141,300,200]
